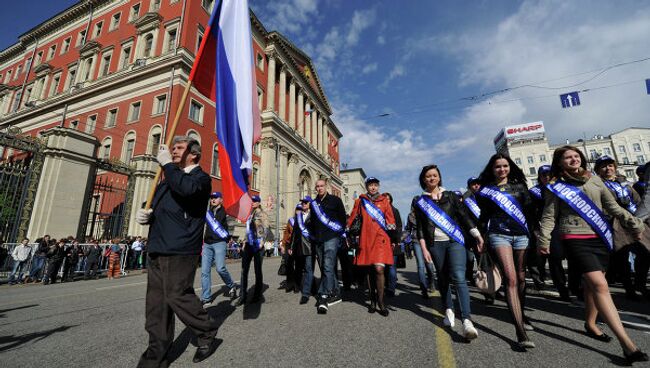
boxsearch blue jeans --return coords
[29,255,46,279]
[301,255,315,297]
[201,241,235,302]
[429,240,472,320]
[9,260,28,283]
[387,255,398,292]
[316,237,340,296]
[488,233,529,250]
[413,241,436,292]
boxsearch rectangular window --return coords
[257,88,263,111]
[529,167,536,175]
[539,154,546,162]
[153,94,166,115]
[623,157,630,164]
[211,145,220,177]
[102,143,111,159]
[119,44,132,69]
[514,158,522,165]
[196,26,204,53]
[638,155,645,164]
[99,52,112,77]
[86,115,97,134]
[165,28,177,53]
[256,53,264,71]
[125,139,135,162]
[66,67,77,90]
[49,73,61,96]
[189,100,203,123]
[151,133,161,154]
[129,101,141,122]
[625,169,635,179]
[15,65,22,79]
[633,143,641,152]
[4,70,11,83]
[61,37,71,54]
[202,0,214,12]
[81,57,94,82]
[77,30,87,47]
[93,21,103,39]
[151,0,161,11]
[129,3,141,21]
[34,51,43,66]
[110,12,121,31]
[47,45,57,60]
[70,120,79,130]
[106,108,118,127]
[527,156,534,164]
[618,145,626,153]
[603,147,611,156]
[589,149,598,159]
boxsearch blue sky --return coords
[3,1,650,216]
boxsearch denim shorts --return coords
[488,233,529,250]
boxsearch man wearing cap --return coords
[309,179,347,314]
[633,165,646,198]
[201,192,238,308]
[135,136,219,366]
[295,197,315,304]
[237,195,269,305]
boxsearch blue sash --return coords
[415,195,465,246]
[529,185,543,200]
[297,213,312,239]
[547,181,614,251]
[205,210,229,239]
[464,195,481,219]
[478,186,529,234]
[310,199,344,234]
[288,217,295,227]
[246,215,262,252]
[603,180,637,214]
[361,198,388,232]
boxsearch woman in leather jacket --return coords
[477,153,536,349]
[412,164,484,340]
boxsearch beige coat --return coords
[538,175,645,250]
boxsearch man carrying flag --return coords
[136,0,260,365]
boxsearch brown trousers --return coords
[137,254,218,368]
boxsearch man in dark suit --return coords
[136,136,219,367]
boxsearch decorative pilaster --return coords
[288,80,296,129]
[297,93,304,137]
[278,66,287,122]
[265,52,276,111]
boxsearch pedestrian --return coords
[538,145,648,364]
[237,195,268,306]
[346,177,398,316]
[27,235,50,283]
[309,179,347,314]
[632,165,646,198]
[412,165,484,339]
[385,192,403,298]
[201,191,238,308]
[135,137,219,366]
[462,177,481,289]
[476,153,535,349]
[293,198,315,304]
[107,239,123,280]
[62,240,80,282]
[406,212,437,298]
[84,240,101,280]
[131,236,144,270]
[43,239,65,285]
[8,238,32,285]
[282,205,300,293]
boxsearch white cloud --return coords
[260,0,319,34]
[377,35,386,45]
[380,64,405,88]
[346,8,377,46]
[361,62,378,74]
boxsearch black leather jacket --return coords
[411,191,477,246]
[476,182,534,236]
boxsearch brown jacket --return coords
[538,175,645,250]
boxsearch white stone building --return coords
[340,168,367,214]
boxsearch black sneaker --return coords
[317,297,328,314]
[327,293,342,306]
[300,296,310,304]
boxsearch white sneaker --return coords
[443,308,455,328]
[463,319,478,340]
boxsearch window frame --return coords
[110,12,122,31]
[188,99,204,124]
[152,94,167,116]
[93,21,104,39]
[85,114,98,134]
[105,107,119,128]
[61,37,71,54]
[128,101,142,123]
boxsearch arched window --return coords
[186,130,201,144]
[211,143,220,177]
[122,131,136,163]
[252,164,259,189]
[298,169,311,199]
[147,125,162,154]
[100,137,112,160]
[143,34,154,58]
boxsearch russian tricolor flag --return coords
[189,0,261,221]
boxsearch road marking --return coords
[430,291,456,368]
[95,281,147,291]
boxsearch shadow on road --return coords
[0,304,39,318]
[0,324,77,352]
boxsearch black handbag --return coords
[348,202,363,238]
[395,253,406,269]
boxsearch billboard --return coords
[494,121,545,149]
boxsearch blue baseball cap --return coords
[365,177,380,185]
[537,165,551,175]
[251,195,261,202]
[301,196,312,203]
[210,192,222,198]
[295,203,303,210]
[466,177,480,186]
[595,155,615,170]
[636,165,645,175]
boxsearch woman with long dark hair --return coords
[412,164,485,340]
[476,153,535,349]
[538,146,647,364]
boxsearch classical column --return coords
[321,120,328,156]
[128,155,158,236]
[265,53,276,111]
[287,153,299,216]
[297,91,304,137]
[311,109,318,149]
[278,66,287,121]
[305,102,312,143]
[317,117,323,155]
[288,80,296,129]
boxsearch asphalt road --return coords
[0,257,648,368]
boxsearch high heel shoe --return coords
[583,323,612,342]
[377,306,389,317]
[624,350,649,364]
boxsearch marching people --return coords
[346,177,398,316]
[84,240,102,280]
[309,179,347,314]
[462,177,482,289]
[106,239,123,280]
[201,192,238,308]
[412,166,484,339]
[477,153,536,349]
[131,236,145,270]
[281,204,301,294]
[385,192,403,298]
[62,240,80,282]
[237,195,269,306]
[293,198,315,304]
[135,137,219,366]
[593,155,646,300]
[406,212,437,298]
[8,238,32,285]
[537,145,648,364]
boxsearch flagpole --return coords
[144,80,193,209]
